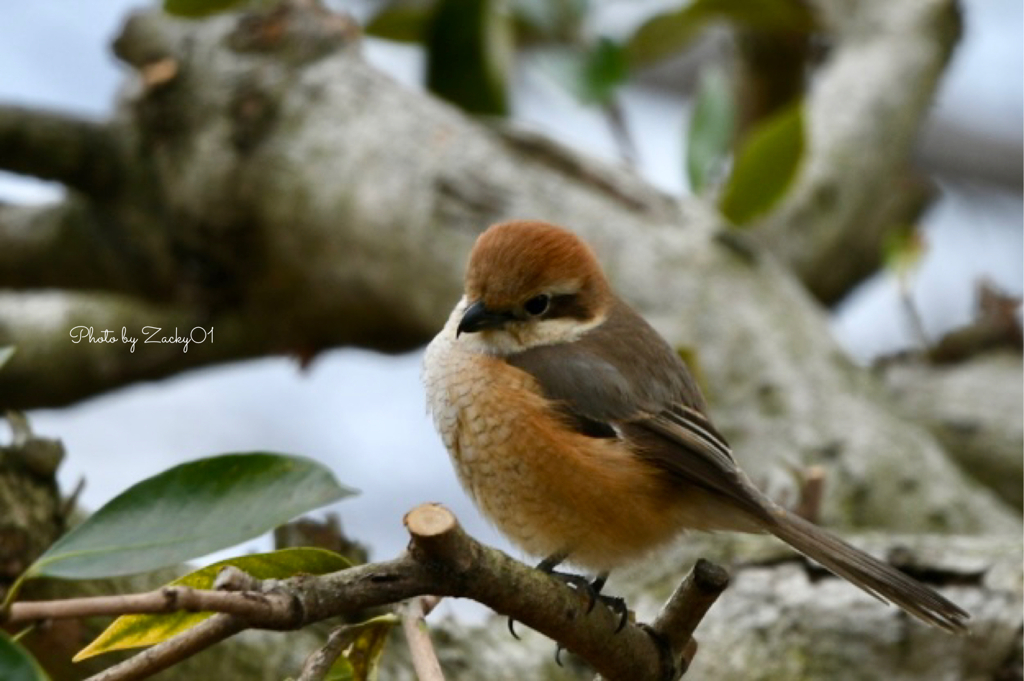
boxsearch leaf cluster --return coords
[0,452,371,680]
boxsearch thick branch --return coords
[0,291,264,406]
[883,351,1023,509]
[0,201,133,292]
[754,0,962,302]
[0,104,123,196]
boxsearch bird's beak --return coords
[457,300,511,337]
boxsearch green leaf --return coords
[75,548,351,660]
[719,99,805,225]
[26,452,355,580]
[0,632,50,681]
[426,0,513,115]
[626,0,813,67]
[579,38,628,105]
[328,616,398,681]
[531,40,626,107]
[0,346,14,370]
[625,4,704,67]
[686,67,735,193]
[164,0,248,18]
[365,0,436,43]
[883,225,926,281]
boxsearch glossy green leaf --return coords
[27,452,355,580]
[719,99,805,225]
[626,0,813,67]
[164,0,248,18]
[426,0,512,115]
[0,633,50,681]
[686,67,735,193]
[365,0,436,43]
[76,548,351,660]
[0,346,14,370]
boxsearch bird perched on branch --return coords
[423,219,968,633]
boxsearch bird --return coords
[422,219,969,634]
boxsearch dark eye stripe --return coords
[545,294,591,320]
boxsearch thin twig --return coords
[84,614,245,681]
[899,281,932,353]
[60,475,87,524]
[649,559,730,677]
[296,625,356,681]
[7,585,294,623]
[794,465,826,524]
[398,597,445,681]
[603,98,637,168]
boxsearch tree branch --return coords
[0,291,265,406]
[0,200,136,293]
[398,597,445,681]
[753,0,962,303]
[883,351,1024,510]
[649,558,729,675]
[295,625,357,681]
[86,614,246,681]
[7,584,294,622]
[0,104,124,197]
[7,505,727,681]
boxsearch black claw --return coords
[506,554,572,642]
[587,573,608,615]
[603,596,628,632]
[507,615,521,640]
[554,643,565,667]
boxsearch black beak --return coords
[457,300,511,337]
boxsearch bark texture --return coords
[883,351,1024,510]
[753,1,962,303]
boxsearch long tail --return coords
[766,508,969,633]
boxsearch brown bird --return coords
[423,219,968,633]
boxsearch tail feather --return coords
[767,509,969,633]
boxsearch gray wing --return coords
[506,298,770,520]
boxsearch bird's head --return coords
[456,220,612,354]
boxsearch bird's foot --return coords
[587,572,629,632]
[507,567,591,638]
[550,590,629,667]
[594,592,629,632]
[546,568,629,631]
[507,559,630,642]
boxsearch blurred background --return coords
[0,0,1020,624]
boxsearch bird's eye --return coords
[523,294,550,316]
